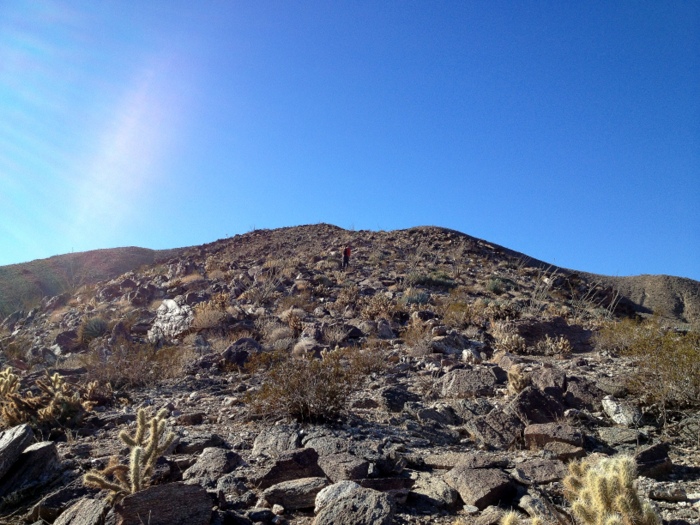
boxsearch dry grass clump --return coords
[80,340,196,389]
[247,347,385,422]
[191,301,227,331]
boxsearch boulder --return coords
[147,299,193,342]
[314,480,361,513]
[513,458,568,485]
[252,448,325,489]
[523,422,584,450]
[378,386,420,412]
[53,498,108,525]
[443,467,515,510]
[408,472,460,510]
[439,367,500,398]
[252,425,301,457]
[0,441,60,507]
[312,487,394,525]
[182,447,242,488]
[465,410,524,450]
[318,452,370,482]
[113,482,211,525]
[601,395,642,427]
[506,387,564,424]
[260,477,329,510]
[0,424,33,480]
[635,442,673,478]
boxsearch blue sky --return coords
[1,1,698,280]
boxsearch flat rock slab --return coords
[524,422,584,449]
[0,424,33,481]
[260,476,329,510]
[443,467,515,510]
[253,448,325,489]
[513,458,568,484]
[439,368,499,398]
[408,472,460,510]
[54,498,108,525]
[506,387,564,424]
[465,410,524,450]
[318,452,369,482]
[182,447,241,488]
[312,487,394,525]
[114,482,211,525]
[0,441,60,506]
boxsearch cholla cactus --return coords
[0,367,19,397]
[84,407,175,501]
[563,455,660,525]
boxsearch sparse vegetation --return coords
[84,407,175,502]
[563,455,660,525]
[247,348,384,422]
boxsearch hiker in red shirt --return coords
[342,245,351,270]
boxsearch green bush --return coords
[486,276,516,295]
[405,271,456,290]
[401,287,430,305]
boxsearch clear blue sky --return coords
[1,1,698,280]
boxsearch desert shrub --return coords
[80,340,195,389]
[78,317,109,345]
[405,271,456,290]
[334,285,359,311]
[615,319,700,411]
[486,276,516,295]
[192,301,226,330]
[402,321,433,357]
[323,325,348,347]
[507,364,531,394]
[594,318,643,356]
[248,348,383,422]
[278,291,314,312]
[401,287,430,305]
[361,293,395,321]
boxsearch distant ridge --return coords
[1,224,698,325]
[0,246,182,317]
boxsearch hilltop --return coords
[0,224,698,525]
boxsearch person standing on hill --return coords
[342,245,351,270]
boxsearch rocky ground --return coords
[0,224,698,525]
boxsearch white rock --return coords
[314,480,361,514]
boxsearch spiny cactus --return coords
[563,455,661,525]
[0,369,98,429]
[84,407,175,501]
[0,367,19,397]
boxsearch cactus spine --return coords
[563,455,660,525]
[84,407,175,501]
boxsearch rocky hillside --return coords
[0,224,698,525]
[592,274,700,326]
[0,246,183,318]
